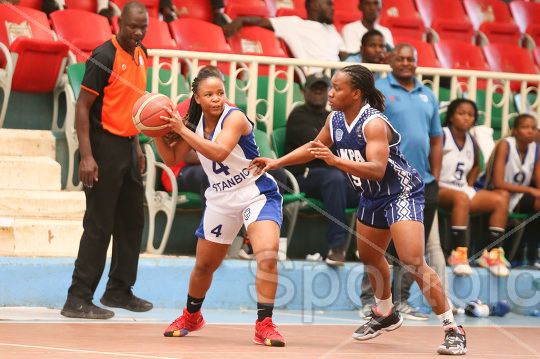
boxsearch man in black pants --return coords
[61,1,152,319]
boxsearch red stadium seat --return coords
[482,43,538,91]
[334,0,361,13]
[227,25,288,75]
[463,0,521,45]
[381,0,419,19]
[275,8,307,19]
[18,0,42,10]
[111,0,160,18]
[172,0,213,23]
[380,17,426,41]
[393,36,441,68]
[64,0,99,12]
[415,0,475,42]
[0,5,69,127]
[50,9,113,63]
[169,18,233,74]
[224,0,271,20]
[433,39,490,89]
[509,1,540,47]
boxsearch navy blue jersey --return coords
[329,104,424,199]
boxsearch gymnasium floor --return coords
[1,307,539,358]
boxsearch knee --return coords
[257,254,278,274]
[454,192,470,210]
[495,192,510,210]
[399,254,424,270]
[193,259,218,275]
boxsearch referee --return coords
[61,1,152,319]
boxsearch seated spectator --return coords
[285,72,359,266]
[477,114,540,274]
[222,0,347,73]
[341,0,394,55]
[439,99,509,276]
[343,29,388,80]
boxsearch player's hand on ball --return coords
[161,104,185,134]
[307,140,338,165]
[248,157,276,176]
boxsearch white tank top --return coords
[195,103,272,194]
[440,127,476,188]
[503,136,538,188]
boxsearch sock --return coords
[437,308,458,330]
[186,294,205,314]
[451,226,467,248]
[487,227,505,251]
[257,302,274,322]
[375,295,393,316]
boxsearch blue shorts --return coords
[357,188,425,229]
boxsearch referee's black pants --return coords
[68,130,144,301]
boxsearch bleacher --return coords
[0,0,539,262]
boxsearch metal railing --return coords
[148,49,540,140]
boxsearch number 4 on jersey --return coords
[212,161,230,175]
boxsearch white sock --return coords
[437,308,458,330]
[375,295,393,316]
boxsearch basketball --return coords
[132,93,174,137]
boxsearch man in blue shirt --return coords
[359,43,445,320]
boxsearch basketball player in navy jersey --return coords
[249,65,467,355]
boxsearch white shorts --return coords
[195,184,283,245]
[439,183,478,200]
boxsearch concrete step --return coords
[0,156,61,191]
[0,189,85,220]
[0,218,83,256]
[0,129,56,158]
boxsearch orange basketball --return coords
[132,93,174,137]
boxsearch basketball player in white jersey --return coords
[439,99,509,277]
[478,114,540,272]
[154,69,286,347]
[250,65,467,355]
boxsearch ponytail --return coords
[340,65,385,112]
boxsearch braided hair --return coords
[339,64,385,112]
[184,69,224,132]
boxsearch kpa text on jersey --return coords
[211,168,251,191]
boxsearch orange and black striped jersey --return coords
[81,36,147,137]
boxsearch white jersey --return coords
[503,136,539,211]
[195,104,279,210]
[440,127,476,189]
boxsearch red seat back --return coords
[224,0,271,19]
[0,5,55,45]
[334,0,359,13]
[431,19,475,42]
[433,39,489,70]
[228,26,285,57]
[10,38,69,92]
[482,43,538,91]
[111,0,160,18]
[533,47,540,69]
[463,0,514,30]
[509,0,540,34]
[479,22,521,45]
[50,9,112,62]
[382,0,420,18]
[381,17,426,41]
[172,0,213,23]
[415,0,469,27]
[394,36,440,68]
[64,0,99,12]
[169,18,232,52]
[18,0,43,10]
[275,8,307,18]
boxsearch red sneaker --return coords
[164,308,206,337]
[254,317,286,347]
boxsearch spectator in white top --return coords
[222,0,347,72]
[341,0,394,54]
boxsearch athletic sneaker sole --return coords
[437,345,467,355]
[352,316,403,341]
